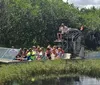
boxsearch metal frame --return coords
[55,29,83,58]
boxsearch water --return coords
[32,76,100,85]
[6,76,100,85]
[4,52,100,85]
[86,52,100,59]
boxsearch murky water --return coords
[6,76,100,85]
[86,52,100,59]
[3,52,100,85]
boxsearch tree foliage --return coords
[0,0,100,49]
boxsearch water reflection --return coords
[86,52,100,59]
[6,76,100,85]
[79,77,100,85]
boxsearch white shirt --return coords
[9,49,18,56]
[59,26,68,34]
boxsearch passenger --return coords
[27,48,36,61]
[16,48,22,57]
[57,23,68,40]
[47,45,52,51]
[52,46,58,59]
[57,47,64,58]
[51,48,56,60]
[15,45,65,61]
[80,25,84,31]
[16,48,23,60]
[36,45,40,51]
[37,47,44,60]
[9,46,19,57]
[32,46,37,58]
[16,48,27,61]
[35,46,40,56]
[22,48,28,58]
[32,46,36,51]
[53,45,58,54]
[45,47,51,60]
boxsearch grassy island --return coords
[0,59,100,84]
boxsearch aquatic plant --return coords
[0,59,100,83]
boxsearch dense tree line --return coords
[0,0,100,50]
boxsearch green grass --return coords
[0,59,100,83]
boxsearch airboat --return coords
[54,28,85,59]
[0,28,85,63]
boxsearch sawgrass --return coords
[0,59,100,83]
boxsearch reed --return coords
[0,59,100,83]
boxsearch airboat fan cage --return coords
[55,28,84,58]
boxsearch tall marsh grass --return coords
[0,59,100,83]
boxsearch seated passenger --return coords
[16,48,28,61]
[51,48,56,60]
[32,46,37,58]
[27,48,36,61]
[9,46,19,57]
[16,48,23,60]
[57,47,64,58]
[22,48,28,58]
[47,45,52,51]
[37,47,44,60]
[57,23,68,40]
[45,47,51,60]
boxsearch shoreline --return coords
[0,59,100,83]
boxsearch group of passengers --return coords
[16,45,64,61]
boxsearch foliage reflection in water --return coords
[5,76,100,85]
[86,52,100,59]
